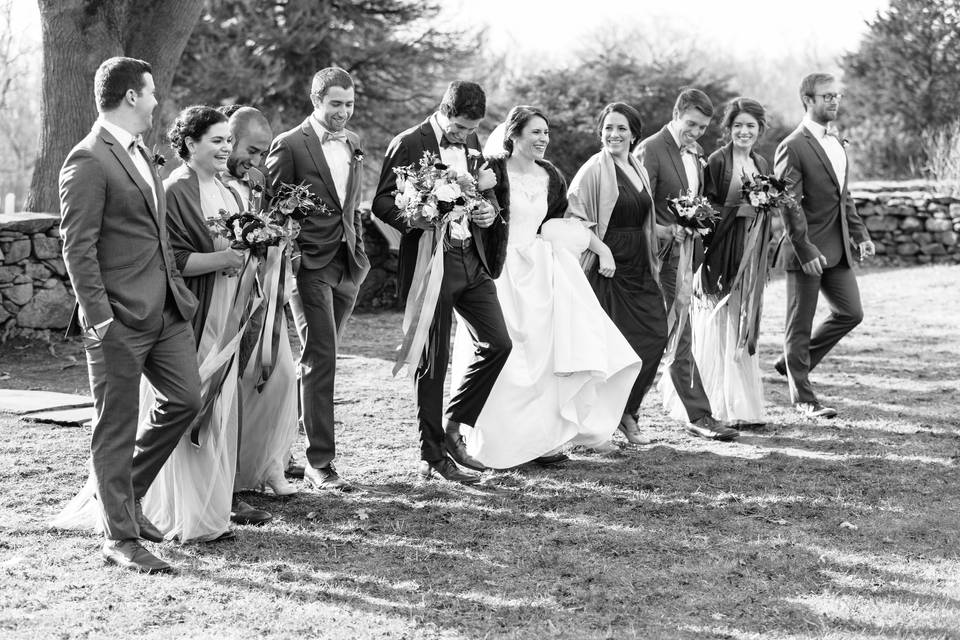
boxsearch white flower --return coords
[467,148,482,158]
[421,202,438,220]
[395,191,412,210]
[433,182,462,203]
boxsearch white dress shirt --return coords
[802,116,847,187]
[430,114,471,241]
[98,118,157,210]
[668,121,701,196]
[309,114,351,206]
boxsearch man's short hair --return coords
[438,81,486,121]
[799,72,836,107]
[94,57,152,112]
[224,106,272,140]
[673,88,714,119]
[310,67,353,102]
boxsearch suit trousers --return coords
[85,296,201,541]
[288,246,359,469]
[779,262,863,404]
[659,255,713,422]
[416,243,511,462]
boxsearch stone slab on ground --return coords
[0,389,93,415]
[21,406,93,427]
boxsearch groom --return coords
[774,72,874,418]
[638,88,738,441]
[59,57,200,573]
[372,81,511,484]
[265,67,369,491]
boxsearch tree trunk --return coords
[25,0,203,212]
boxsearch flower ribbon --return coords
[393,223,448,378]
[662,234,695,380]
[187,253,263,447]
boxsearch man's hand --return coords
[858,240,876,260]
[470,201,496,228]
[476,162,497,192]
[801,254,827,276]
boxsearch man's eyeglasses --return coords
[811,93,843,103]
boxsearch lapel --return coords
[299,118,342,211]
[659,126,689,192]
[97,125,160,222]
[419,118,441,157]
[800,125,842,193]
[341,131,362,247]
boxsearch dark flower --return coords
[353,148,364,163]
[152,152,166,168]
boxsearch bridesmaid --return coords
[692,97,772,426]
[567,102,668,444]
[141,105,248,542]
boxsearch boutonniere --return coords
[151,145,166,168]
[840,137,850,148]
[353,148,364,164]
[242,171,264,194]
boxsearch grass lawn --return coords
[1,264,958,639]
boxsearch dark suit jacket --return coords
[164,164,244,341]
[774,124,870,270]
[638,125,707,267]
[371,118,507,303]
[59,123,197,333]
[265,118,369,280]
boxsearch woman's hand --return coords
[476,162,497,192]
[596,243,616,278]
[220,247,246,276]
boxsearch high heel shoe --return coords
[263,463,298,497]
[618,414,647,445]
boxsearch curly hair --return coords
[167,105,228,160]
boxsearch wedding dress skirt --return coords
[450,172,642,469]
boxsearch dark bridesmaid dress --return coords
[588,166,669,414]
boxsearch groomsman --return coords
[372,81,511,484]
[220,106,276,525]
[638,89,738,441]
[265,68,370,491]
[774,72,874,418]
[59,57,200,573]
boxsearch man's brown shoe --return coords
[304,464,352,492]
[102,539,172,574]
[687,415,739,441]
[418,457,480,484]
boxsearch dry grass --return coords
[1,265,959,639]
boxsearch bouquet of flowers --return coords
[268,181,332,224]
[668,191,719,236]
[393,151,486,229]
[739,172,796,214]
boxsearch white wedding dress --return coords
[450,167,643,469]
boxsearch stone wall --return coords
[0,213,74,338]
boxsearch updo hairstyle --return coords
[502,105,549,156]
[721,97,767,136]
[167,105,228,160]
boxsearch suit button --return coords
[159,264,165,271]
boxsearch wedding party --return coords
[2,1,959,638]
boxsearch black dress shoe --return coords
[230,500,272,526]
[304,464,352,491]
[444,433,486,471]
[533,453,569,465]
[774,360,787,377]
[795,402,837,418]
[135,500,164,543]
[102,539,172,574]
[687,415,739,442]
[418,457,480,484]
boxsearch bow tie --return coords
[439,136,464,149]
[321,130,347,144]
[681,145,699,156]
[127,136,146,154]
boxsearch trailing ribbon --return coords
[188,254,264,447]
[662,235,696,380]
[393,224,446,378]
[254,243,286,390]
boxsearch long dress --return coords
[588,167,668,416]
[140,179,242,542]
[51,179,245,542]
[687,169,766,423]
[450,166,643,469]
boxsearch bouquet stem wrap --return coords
[393,224,448,378]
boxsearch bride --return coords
[450,105,643,469]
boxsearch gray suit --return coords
[265,119,369,470]
[774,124,871,404]
[638,126,712,422]
[59,123,201,540]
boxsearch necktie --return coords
[439,135,463,149]
[322,130,347,144]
